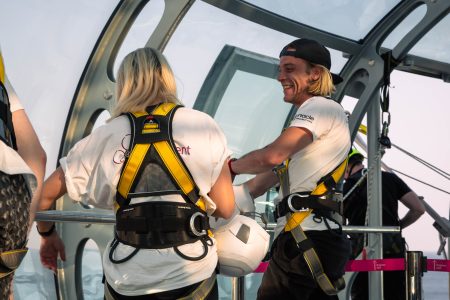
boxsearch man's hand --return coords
[40,232,66,273]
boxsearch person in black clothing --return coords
[343,148,425,300]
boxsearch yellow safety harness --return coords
[110,103,212,263]
[274,158,348,295]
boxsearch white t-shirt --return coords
[60,106,230,296]
[0,49,36,192]
[274,96,350,234]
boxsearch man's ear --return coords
[311,66,322,81]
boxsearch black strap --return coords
[0,82,17,150]
[115,201,210,249]
[275,192,342,219]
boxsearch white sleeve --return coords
[59,128,116,209]
[289,99,333,141]
[208,116,232,185]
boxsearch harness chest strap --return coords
[115,102,206,212]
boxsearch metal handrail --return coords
[35,211,400,233]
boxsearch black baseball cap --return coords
[279,38,343,84]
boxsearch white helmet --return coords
[210,184,255,230]
[213,214,270,277]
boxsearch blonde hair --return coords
[111,48,180,118]
[307,64,336,97]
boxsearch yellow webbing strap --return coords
[0,51,5,84]
[117,143,150,199]
[284,158,347,232]
[288,212,345,295]
[281,158,348,295]
[0,248,28,279]
[116,103,206,211]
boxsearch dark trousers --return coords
[257,230,351,300]
[351,269,405,300]
[105,280,218,300]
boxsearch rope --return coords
[389,168,450,195]
[343,169,367,201]
[391,143,450,180]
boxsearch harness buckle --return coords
[189,212,207,237]
[287,193,310,213]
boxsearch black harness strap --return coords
[0,81,17,150]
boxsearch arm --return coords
[209,159,235,219]
[398,191,425,229]
[37,167,67,272]
[231,126,312,175]
[12,109,47,231]
[245,170,278,199]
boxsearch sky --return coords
[0,0,448,257]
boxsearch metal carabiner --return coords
[189,212,207,237]
[287,193,310,213]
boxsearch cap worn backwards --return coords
[279,38,343,84]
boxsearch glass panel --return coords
[112,0,165,77]
[382,5,426,50]
[164,1,348,108]
[214,70,290,159]
[409,14,450,64]
[80,239,104,300]
[13,247,57,299]
[244,0,401,40]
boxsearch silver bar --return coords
[367,88,383,300]
[35,210,115,224]
[231,277,245,300]
[343,225,400,233]
[36,211,400,234]
[406,251,424,300]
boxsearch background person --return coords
[229,38,351,300]
[0,47,46,298]
[343,148,426,300]
[37,47,234,299]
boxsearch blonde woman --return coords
[37,47,234,299]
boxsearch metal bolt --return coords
[368,59,375,66]
[103,89,113,101]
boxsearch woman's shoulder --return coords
[176,107,216,123]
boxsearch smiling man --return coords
[229,39,351,300]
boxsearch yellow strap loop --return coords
[0,52,5,84]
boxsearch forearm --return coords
[37,167,67,232]
[399,191,425,229]
[245,171,278,199]
[12,109,47,229]
[232,148,281,175]
[400,210,424,229]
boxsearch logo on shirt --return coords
[294,113,314,123]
